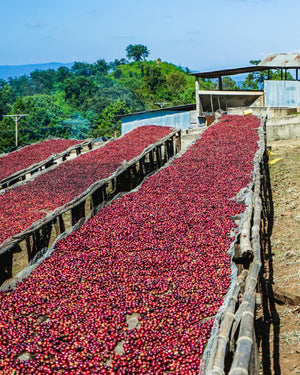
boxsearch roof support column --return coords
[218,76,223,90]
[210,94,214,113]
[195,76,201,116]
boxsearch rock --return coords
[274,285,300,306]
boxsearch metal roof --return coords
[116,103,196,119]
[259,53,300,67]
[190,66,270,79]
[191,55,300,79]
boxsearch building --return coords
[191,53,300,116]
[120,54,300,135]
[120,104,199,135]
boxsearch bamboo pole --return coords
[203,116,267,374]
[228,292,256,375]
[211,270,248,375]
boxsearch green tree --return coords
[167,71,186,93]
[71,62,92,76]
[8,75,33,97]
[95,101,130,137]
[126,44,150,62]
[222,77,238,90]
[56,66,71,82]
[90,59,109,76]
[114,58,128,66]
[63,76,97,109]
[142,65,166,92]
[30,69,57,94]
[0,80,15,118]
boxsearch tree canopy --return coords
[0,57,206,152]
[3,54,288,153]
[125,44,150,62]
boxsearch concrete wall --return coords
[227,106,300,141]
[227,107,296,118]
[264,80,300,107]
[266,114,300,141]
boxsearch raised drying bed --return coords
[0,139,94,190]
[0,129,181,285]
[0,116,261,373]
[202,116,269,374]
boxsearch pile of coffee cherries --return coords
[0,139,82,181]
[0,126,172,245]
[0,116,260,374]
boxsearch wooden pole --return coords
[3,114,29,147]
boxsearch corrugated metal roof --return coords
[259,53,300,67]
[116,103,196,119]
[190,66,268,78]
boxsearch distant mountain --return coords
[0,62,74,80]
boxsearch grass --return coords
[280,331,300,346]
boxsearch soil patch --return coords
[268,138,300,374]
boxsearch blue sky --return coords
[1,0,300,71]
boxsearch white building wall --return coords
[264,80,300,107]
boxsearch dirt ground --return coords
[268,138,300,374]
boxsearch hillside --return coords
[0,59,217,153]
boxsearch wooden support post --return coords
[140,157,146,177]
[26,236,33,261]
[40,223,53,250]
[58,214,65,234]
[167,139,174,157]
[91,186,103,213]
[297,68,299,81]
[156,146,162,168]
[71,201,86,226]
[149,150,154,171]
[116,171,129,193]
[0,249,13,285]
[31,230,41,259]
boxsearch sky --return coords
[1,0,300,72]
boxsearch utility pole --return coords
[3,114,29,147]
[155,102,169,109]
